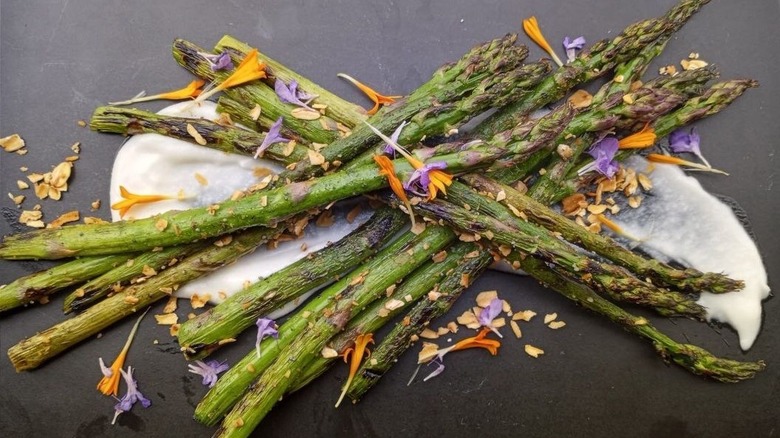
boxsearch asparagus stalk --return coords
[292,240,490,392]
[177,207,407,359]
[89,106,312,165]
[194,225,455,426]
[215,34,367,128]
[413,197,705,318]
[510,255,765,382]
[7,227,278,372]
[63,241,207,313]
[465,173,741,293]
[0,254,132,312]
[473,0,712,138]
[172,38,343,145]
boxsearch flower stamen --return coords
[337,73,402,115]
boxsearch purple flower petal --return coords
[274,78,317,110]
[423,357,446,382]
[384,121,409,157]
[563,36,586,63]
[188,359,229,388]
[255,317,279,357]
[581,136,620,178]
[478,298,504,327]
[211,52,234,71]
[403,161,448,197]
[254,117,290,158]
[669,127,701,155]
[112,367,151,425]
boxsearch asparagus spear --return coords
[292,240,490,392]
[63,241,208,313]
[177,207,407,359]
[89,106,312,165]
[194,225,455,426]
[510,255,765,382]
[0,254,132,312]
[215,34,367,128]
[465,173,741,293]
[7,227,279,372]
[473,0,712,138]
[172,38,344,145]
[413,196,705,318]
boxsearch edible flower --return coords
[194,49,267,103]
[383,121,409,157]
[595,214,642,242]
[275,78,318,110]
[111,366,151,425]
[337,73,402,115]
[255,317,279,357]
[404,161,450,199]
[108,79,205,105]
[188,360,229,388]
[365,121,453,201]
[419,328,501,381]
[578,136,619,178]
[203,51,234,72]
[562,36,586,63]
[254,117,290,158]
[646,153,728,175]
[111,186,176,218]
[669,127,710,167]
[97,309,149,396]
[478,298,504,338]
[523,16,564,67]
[335,333,374,408]
[618,124,657,149]
[374,154,415,226]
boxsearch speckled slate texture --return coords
[1,1,778,437]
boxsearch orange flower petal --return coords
[335,333,374,407]
[522,16,563,67]
[338,73,402,115]
[217,49,267,91]
[159,79,206,100]
[450,327,501,355]
[618,124,657,149]
[646,154,728,175]
[97,309,148,396]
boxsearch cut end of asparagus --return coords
[657,342,766,383]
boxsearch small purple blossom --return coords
[669,127,710,167]
[478,298,504,338]
[112,367,151,425]
[403,161,448,197]
[579,136,619,178]
[274,78,318,110]
[563,36,586,63]
[423,357,446,382]
[255,317,279,357]
[99,357,113,378]
[254,117,290,158]
[383,121,409,157]
[188,360,229,388]
[209,52,234,72]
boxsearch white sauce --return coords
[109,102,366,316]
[612,156,770,350]
[110,103,769,349]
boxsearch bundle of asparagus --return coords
[0,0,770,436]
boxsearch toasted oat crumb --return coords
[512,310,537,322]
[524,344,544,358]
[47,210,80,229]
[548,320,567,330]
[420,328,439,340]
[431,250,447,263]
[510,321,522,338]
[0,134,25,152]
[155,313,179,325]
[321,346,338,359]
[194,172,209,186]
[476,290,498,307]
[190,293,211,309]
[186,123,207,145]
[543,313,558,324]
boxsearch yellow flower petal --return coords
[618,124,657,149]
[335,333,374,407]
[338,73,402,115]
[522,16,563,67]
[111,185,174,218]
[646,154,728,175]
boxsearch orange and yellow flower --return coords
[97,309,148,396]
[108,79,205,106]
[335,333,374,407]
[194,49,267,103]
[338,73,402,115]
[646,153,728,175]
[111,185,175,218]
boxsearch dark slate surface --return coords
[1,0,778,437]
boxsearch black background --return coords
[1,1,778,437]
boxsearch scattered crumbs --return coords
[186,123,207,145]
[512,310,537,322]
[510,321,522,338]
[431,250,447,263]
[77,120,87,127]
[420,328,439,340]
[543,313,558,324]
[70,142,81,154]
[190,293,211,309]
[475,290,498,307]
[0,134,25,152]
[194,172,209,186]
[91,199,101,210]
[154,313,179,325]
[321,346,338,359]
[16,180,29,190]
[548,320,567,330]
[163,296,178,314]
[291,107,321,120]
[47,210,80,229]
[249,104,262,121]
